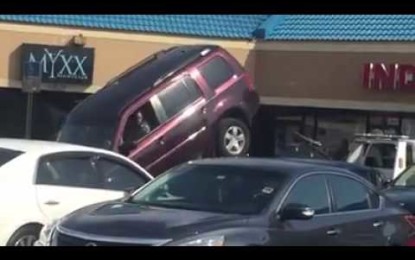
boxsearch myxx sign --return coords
[363,63,415,90]
[21,43,95,85]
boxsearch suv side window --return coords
[97,158,147,191]
[120,101,161,154]
[199,56,235,91]
[157,76,202,120]
[36,156,100,189]
[328,175,380,213]
[283,175,330,215]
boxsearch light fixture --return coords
[73,34,86,46]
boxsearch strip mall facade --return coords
[1,21,415,159]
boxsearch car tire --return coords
[217,118,251,157]
[6,225,42,246]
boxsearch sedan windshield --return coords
[130,164,287,215]
[394,165,415,187]
[0,148,23,167]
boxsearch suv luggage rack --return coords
[354,133,409,141]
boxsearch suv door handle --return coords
[158,138,165,145]
[326,228,340,236]
[201,107,207,114]
[373,221,384,228]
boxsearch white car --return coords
[347,133,415,180]
[0,138,153,246]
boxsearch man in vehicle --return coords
[120,111,151,154]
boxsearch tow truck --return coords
[346,133,415,180]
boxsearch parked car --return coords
[346,133,415,180]
[57,45,259,176]
[0,138,153,246]
[382,164,415,217]
[282,158,386,188]
[44,158,414,246]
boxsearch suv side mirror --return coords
[278,203,315,221]
[119,141,135,156]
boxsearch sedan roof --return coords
[191,157,361,178]
[0,138,112,155]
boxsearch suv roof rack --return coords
[152,46,217,87]
[354,133,409,141]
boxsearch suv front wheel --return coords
[217,118,250,157]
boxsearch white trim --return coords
[255,41,415,53]
[260,96,415,113]
[0,22,255,50]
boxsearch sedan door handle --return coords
[326,228,340,236]
[373,221,384,228]
[44,200,60,206]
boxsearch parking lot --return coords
[0,15,415,246]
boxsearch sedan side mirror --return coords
[278,203,315,221]
[382,178,393,188]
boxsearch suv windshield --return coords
[130,164,286,215]
[58,123,115,150]
[395,165,415,187]
[0,148,23,167]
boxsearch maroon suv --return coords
[58,45,259,175]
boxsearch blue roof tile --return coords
[1,15,415,42]
[261,15,415,41]
[0,15,269,40]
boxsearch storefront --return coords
[251,42,415,158]
[1,15,415,160]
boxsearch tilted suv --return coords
[58,45,259,176]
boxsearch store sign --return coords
[363,63,415,90]
[21,44,95,85]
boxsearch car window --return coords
[407,144,413,168]
[119,101,161,155]
[199,56,235,91]
[283,175,330,215]
[364,143,397,169]
[97,158,147,191]
[157,77,202,120]
[328,175,380,212]
[131,164,287,215]
[395,165,415,187]
[36,156,100,189]
[0,148,23,167]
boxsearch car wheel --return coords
[217,118,250,157]
[7,225,42,246]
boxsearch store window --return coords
[315,113,366,160]
[402,118,415,138]
[0,88,89,141]
[32,91,89,140]
[0,89,27,138]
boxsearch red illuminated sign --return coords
[363,63,415,90]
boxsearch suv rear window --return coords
[0,148,23,167]
[199,56,235,91]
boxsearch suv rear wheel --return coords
[217,118,250,157]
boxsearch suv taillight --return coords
[407,237,415,247]
[406,215,415,229]
[244,73,255,91]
